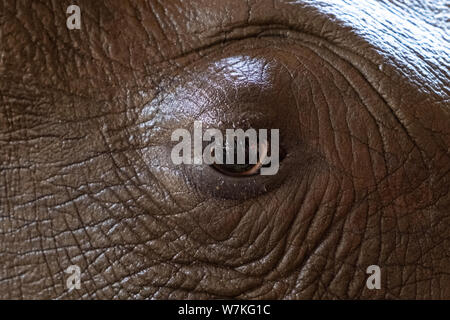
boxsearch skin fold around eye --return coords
[146,40,329,199]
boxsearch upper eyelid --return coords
[156,30,316,100]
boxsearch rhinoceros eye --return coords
[151,44,318,199]
[210,137,268,177]
[209,135,287,178]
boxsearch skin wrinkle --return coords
[0,0,449,299]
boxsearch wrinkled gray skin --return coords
[0,0,449,299]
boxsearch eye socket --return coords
[159,44,317,199]
[210,137,269,177]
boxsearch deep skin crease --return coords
[0,0,449,299]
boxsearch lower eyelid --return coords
[211,162,262,177]
[183,147,295,201]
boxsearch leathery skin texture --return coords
[0,0,449,299]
